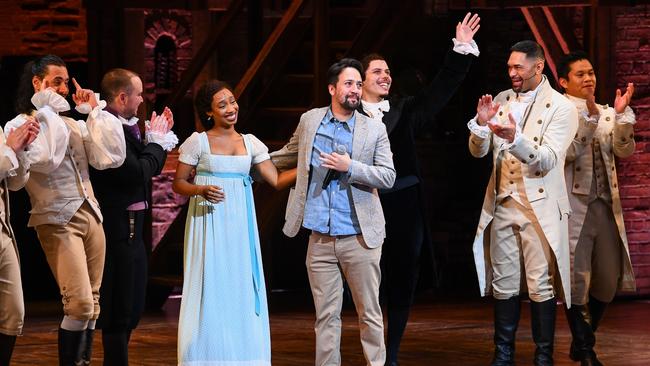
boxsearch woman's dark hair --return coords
[194,79,233,131]
[15,54,67,115]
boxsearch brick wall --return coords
[0,0,86,60]
[614,6,650,295]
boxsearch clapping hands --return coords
[6,117,40,152]
[614,82,634,114]
[147,107,174,135]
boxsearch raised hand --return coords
[456,12,480,43]
[71,78,99,109]
[488,113,517,143]
[614,82,634,114]
[476,95,500,126]
[5,117,40,152]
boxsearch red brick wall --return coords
[0,0,86,60]
[615,6,650,295]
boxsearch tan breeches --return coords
[35,203,106,321]
[490,197,557,302]
[0,227,24,335]
[572,199,622,305]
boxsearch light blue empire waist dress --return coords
[177,132,271,366]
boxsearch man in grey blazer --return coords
[271,58,396,366]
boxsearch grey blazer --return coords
[270,107,396,248]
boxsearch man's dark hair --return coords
[326,58,364,86]
[510,40,546,61]
[557,50,591,80]
[360,53,386,75]
[15,54,66,115]
[194,79,233,131]
[101,68,139,103]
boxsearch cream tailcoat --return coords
[565,100,636,292]
[469,78,578,306]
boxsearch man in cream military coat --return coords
[467,40,578,366]
[558,51,636,366]
[271,58,395,366]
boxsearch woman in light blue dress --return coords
[172,80,296,366]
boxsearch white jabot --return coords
[118,115,139,126]
[361,99,390,122]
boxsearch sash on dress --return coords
[196,171,262,316]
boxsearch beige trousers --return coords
[35,202,105,321]
[490,197,556,302]
[0,226,24,335]
[572,199,622,305]
[306,232,385,366]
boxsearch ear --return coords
[328,84,335,97]
[536,61,544,74]
[32,76,41,92]
[558,77,568,90]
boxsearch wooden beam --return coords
[521,7,561,80]
[448,0,650,8]
[164,0,245,109]
[313,0,329,107]
[234,0,306,98]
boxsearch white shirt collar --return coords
[361,99,390,120]
[118,115,139,126]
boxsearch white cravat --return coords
[362,99,390,122]
[118,115,139,126]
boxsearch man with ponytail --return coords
[5,54,126,365]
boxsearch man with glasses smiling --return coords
[467,41,577,365]
[271,58,395,366]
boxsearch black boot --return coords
[530,298,556,366]
[566,304,602,366]
[386,306,409,366]
[82,329,94,365]
[102,330,129,366]
[491,296,520,366]
[588,296,608,332]
[0,333,17,366]
[58,328,86,366]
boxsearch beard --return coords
[341,94,360,110]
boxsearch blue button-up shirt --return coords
[302,108,360,235]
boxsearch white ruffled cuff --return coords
[146,130,179,152]
[31,89,70,112]
[452,38,480,57]
[76,93,107,115]
[467,117,490,139]
[616,106,636,125]
[15,150,31,175]
[1,145,19,177]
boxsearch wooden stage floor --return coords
[11,294,650,365]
